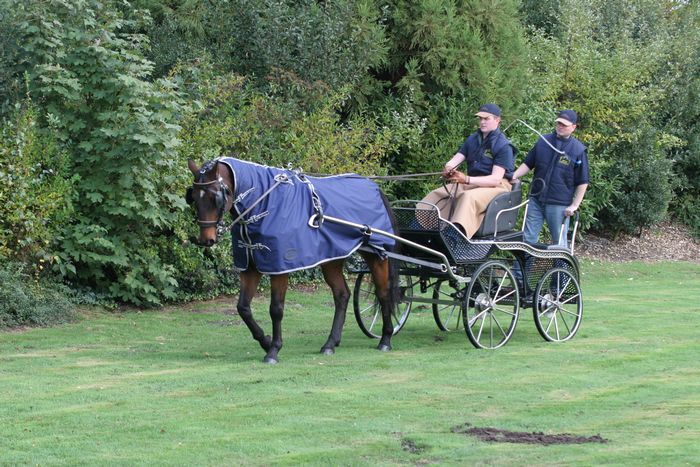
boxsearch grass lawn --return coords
[1,261,699,465]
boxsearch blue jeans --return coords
[523,198,569,247]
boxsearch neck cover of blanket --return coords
[218,158,395,274]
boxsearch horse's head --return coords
[186,159,234,247]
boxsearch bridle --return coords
[186,161,232,240]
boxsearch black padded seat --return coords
[472,180,523,239]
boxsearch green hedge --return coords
[0,262,74,328]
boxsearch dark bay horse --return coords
[186,158,400,363]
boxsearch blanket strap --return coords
[219,174,290,235]
[237,240,271,252]
[298,173,324,229]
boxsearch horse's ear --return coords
[188,159,199,176]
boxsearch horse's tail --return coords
[380,191,401,311]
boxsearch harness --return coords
[187,159,324,243]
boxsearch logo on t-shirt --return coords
[483,149,493,159]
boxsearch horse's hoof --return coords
[263,356,278,364]
[321,347,335,356]
[377,344,392,352]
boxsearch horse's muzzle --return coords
[201,237,216,247]
[190,235,217,247]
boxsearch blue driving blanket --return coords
[219,158,396,274]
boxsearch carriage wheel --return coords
[353,272,413,339]
[533,268,583,342]
[432,280,464,332]
[462,261,520,349]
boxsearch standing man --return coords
[512,109,589,245]
[421,103,515,238]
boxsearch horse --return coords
[186,157,400,363]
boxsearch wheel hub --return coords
[474,292,492,313]
[540,293,556,318]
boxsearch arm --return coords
[447,135,512,186]
[511,162,531,181]
[566,183,588,216]
[443,152,466,176]
[447,165,506,187]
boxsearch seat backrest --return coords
[473,180,522,238]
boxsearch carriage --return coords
[345,181,583,350]
[187,157,583,362]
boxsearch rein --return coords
[302,171,444,181]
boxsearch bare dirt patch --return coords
[452,423,608,445]
[400,438,426,454]
[576,221,699,263]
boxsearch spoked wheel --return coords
[353,272,413,338]
[533,268,583,342]
[463,260,520,349]
[432,279,465,331]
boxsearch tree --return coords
[9,0,186,304]
[139,0,389,91]
[653,2,700,236]
[522,0,679,234]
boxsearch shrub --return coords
[594,127,674,235]
[0,262,74,328]
[10,1,187,305]
[0,101,75,272]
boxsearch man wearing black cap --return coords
[421,103,515,238]
[512,109,589,246]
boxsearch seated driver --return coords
[420,103,515,238]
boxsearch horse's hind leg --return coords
[363,253,394,352]
[264,274,289,364]
[319,260,350,355]
[237,269,272,354]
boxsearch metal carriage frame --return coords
[336,188,584,350]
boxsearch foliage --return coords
[523,0,677,234]
[595,130,674,234]
[0,0,698,310]
[9,0,187,305]
[153,228,240,302]
[653,2,700,237]
[518,0,561,37]
[378,0,528,109]
[0,261,74,328]
[390,93,475,200]
[370,0,532,201]
[141,0,389,90]
[0,101,75,271]
[0,6,23,115]
[175,59,419,177]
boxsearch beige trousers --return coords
[421,179,512,238]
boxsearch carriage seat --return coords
[472,180,523,240]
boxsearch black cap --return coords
[556,109,577,125]
[475,103,502,118]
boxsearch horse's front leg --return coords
[319,260,350,355]
[237,269,272,353]
[263,274,289,364]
